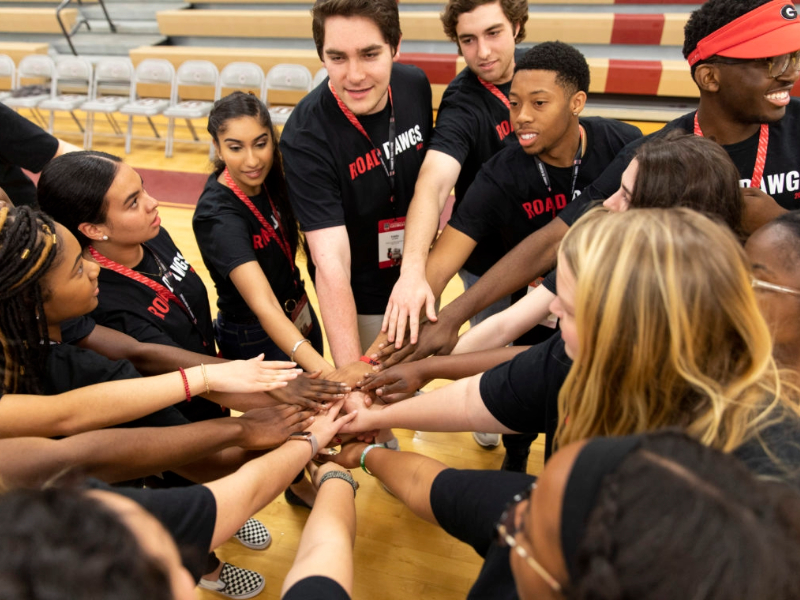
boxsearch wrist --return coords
[286,431,318,459]
[319,470,358,497]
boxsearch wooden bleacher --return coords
[0,7,76,33]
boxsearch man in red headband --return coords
[384,0,800,362]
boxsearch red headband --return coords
[687,0,800,67]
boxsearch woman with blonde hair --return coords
[340,208,800,485]
[551,207,787,452]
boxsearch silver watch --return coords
[287,431,318,457]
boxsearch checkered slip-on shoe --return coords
[233,517,271,550]
[198,563,266,599]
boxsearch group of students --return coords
[2,0,800,598]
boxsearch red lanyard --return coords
[88,245,207,347]
[694,112,769,189]
[478,77,511,109]
[329,82,397,206]
[223,168,297,284]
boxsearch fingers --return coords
[374,380,407,396]
[424,292,438,324]
[262,381,289,391]
[382,300,394,336]
[394,308,409,349]
[386,303,399,343]
[380,343,416,369]
[260,360,298,370]
[261,368,302,382]
[289,414,316,433]
[408,308,420,346]
[358,374,389,392]
[309,379,351,393]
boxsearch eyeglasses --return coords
[706,50,800,78]
[751,276,800,296]
[496,482,564,593]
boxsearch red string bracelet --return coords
[178,367,192,402]
[359,356,379,366]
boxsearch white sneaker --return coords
[473,432,501,448]
[232,517,271,551]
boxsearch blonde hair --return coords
[555,207,792,452]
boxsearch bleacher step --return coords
[52,32,167,55]
[81,2,185,21]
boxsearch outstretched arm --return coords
[453,285,556,355]
[384,217,567,365]
[0,357,298,438]
[358,347,526,399]
[0,405,314,488]
[281,462,358,596]
[341,375,517,435]
[383,151,463,345]
[203,399,357,550]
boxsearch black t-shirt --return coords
[280,63,433,314]
[565,100,800,225]
[60,315,97,344]
[480,335,572,460]
[0,103,59,207]
[44,341,190,429]
[430,468,535,599]
[429,48,524,276]
[90,228,221,422]
[193,175,307,320]
[87,480,217,583]
[283,576,351,600]
[449,118,642,256]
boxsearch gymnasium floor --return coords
[25,109,665,599]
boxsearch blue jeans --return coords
[214,308,324,362]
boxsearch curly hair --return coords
[683,0,771,69]
[514,41,590,95]
[573,431,800,600]
[0,488,173,600]
[441,0,528,45]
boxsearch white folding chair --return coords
[4,54,55,128]
[0,54,15,103]
[312,67,328,89]
[38,56,93,134]
[220,61,266,102]
[163,60,220,158]
[265,63,313,126]
[119,59,175,154]
[81,58,134,149]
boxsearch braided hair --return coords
[0,206,60,395]
[572,431,800,600]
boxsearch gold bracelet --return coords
[200,363,210,394]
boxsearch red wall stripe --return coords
[611,13,665,45]
[399,52,458,85]
[615,0,700,4]
[605,59,662,95]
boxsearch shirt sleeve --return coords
[428,97,480,166]
[283,576,352,600]
[280,126,346,232]
[93,483,217,583]
[479,336,570,435]
[447,161,507,243]
[0,103,59,172]
[95,309,181,348]
[193,205,260,279]
[430,468,536,557]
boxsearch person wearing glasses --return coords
[319,430,800,599]
[387,0,800,365]
[746,211,800,367]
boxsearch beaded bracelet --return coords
[360,443,383,476]
[200,363,210,394]
[178,367,192,402]
[319,470,358,497]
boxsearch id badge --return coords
[527,277,558,329]
[378,217,405,269]
[291,294,313,336]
